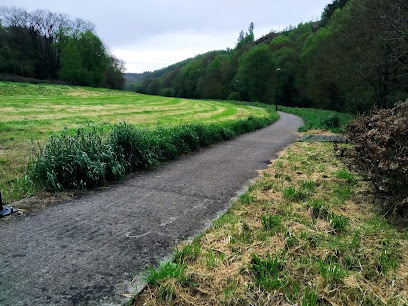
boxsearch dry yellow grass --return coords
[133,141,408,305]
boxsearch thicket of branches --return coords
[0,6,125,89]
[346,101,408,217]
[131,0,408,113]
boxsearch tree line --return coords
[0,6,125,89]
[129,0,408,113]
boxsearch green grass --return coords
[144,262,187,285]
[260,214,282,231]
[250,252,286,291]
[174,243,201,264]
[0,81,274,202]
[279,106,354,132]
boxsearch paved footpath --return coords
[0,112,302,305]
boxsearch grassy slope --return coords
[279,106,354,132]
[0,82,268,201]
[134,141,408,305]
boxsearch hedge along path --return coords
[0,82,268,202]
[27,114,278,192]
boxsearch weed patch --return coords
[250,252,286,291]
[260,214,281,231]
[145,262,189,285]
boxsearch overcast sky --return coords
[2,0,332,73]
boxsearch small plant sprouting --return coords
[302,287,318,306]
[260,214,281,230]
[299,180,316,193]
[307,199,330,219]
[158,285,176,302]
[213,211,239,229]
[250,251,286,290]
[377,249,398,274]
[283,185,311,202]
[350,231,360,251]
[145,262,187,285]
[223,279,239,297]
[239,192,256,204]
[334,169,356,185]
[328,213,348,231]
[174,243,201,264]
[318,261,347,285]
[205,248,225,269]
[333,185,352,202]
[238,222,253,243]
[284,230,298,249]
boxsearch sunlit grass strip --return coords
[133,142,408,305]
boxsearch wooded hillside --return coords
[130,0,408,113]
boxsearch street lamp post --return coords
[276,68,281,112]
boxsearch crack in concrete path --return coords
[0,112,302,306]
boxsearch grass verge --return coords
[132,141,408,305]
[279,106,354,132]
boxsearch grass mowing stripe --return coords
[0,81,273,202]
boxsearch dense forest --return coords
[0,6,125,89]
[129,0,408,113]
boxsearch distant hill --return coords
[124,73,146,83]
[125,0,408,113]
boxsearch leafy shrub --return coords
[320,115,340,129]
[346,101,408,216]
[160,88,175,97]
[227,91,240,101]
[28,125,125,191]
[109,122,158,171]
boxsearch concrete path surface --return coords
[0,112,302,305]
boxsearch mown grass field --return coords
[0,82,268,202]
[134,141,408,305]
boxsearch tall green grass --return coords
[279,106,354,132]
[28,111,278,191]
